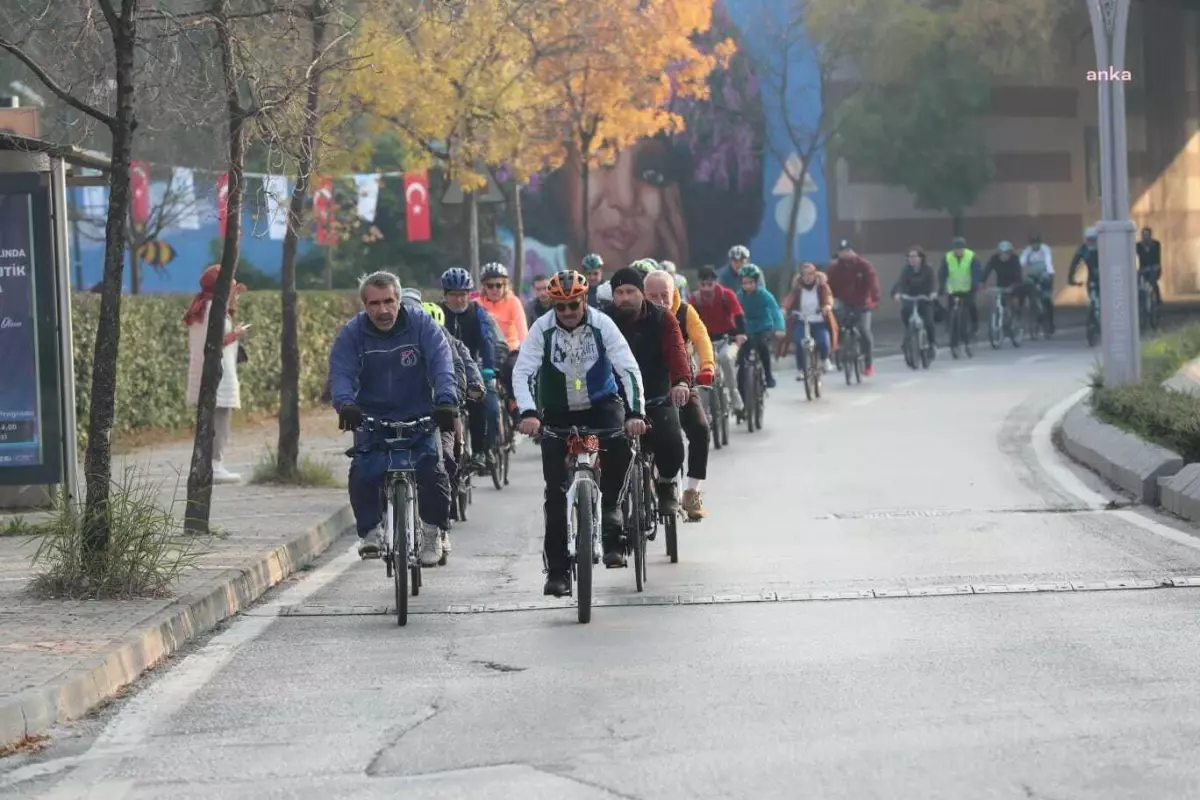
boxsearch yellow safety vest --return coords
[945,249,975,294]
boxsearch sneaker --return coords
[864,365,874,377]
[657,482,679,516]
[682,488,706,520]
[821,359,833,373]
[439,529,451,565]
[212,462,241,484]
[795,373,805,382]
[358,526,383,559]
[765,376,777,389]
[543,570,570,597]
[603,548,627,568]
[420,524,444,567]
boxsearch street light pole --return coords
[1087,0,1140,385]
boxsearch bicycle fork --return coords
[564,466,602,567]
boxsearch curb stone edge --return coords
[0,503,353,749]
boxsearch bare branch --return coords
[0,37,116,126]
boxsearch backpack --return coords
[675,302,690,343]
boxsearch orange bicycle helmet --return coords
[546,270,589,301]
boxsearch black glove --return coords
[338,403,363,432]
[433,404,458,433]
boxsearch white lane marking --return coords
[893,378,921,389]
[1032,388,1200,553]
[851,394,881,408]
[1019,355,1050,365]
[7,544,363,797]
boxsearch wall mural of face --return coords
[508,1,765,276]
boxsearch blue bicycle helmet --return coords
[441,267,473,291]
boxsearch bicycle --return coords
[347,416,436,627]
[1139,268,1161,333]
[946,294,974,359]
[739,335,768,433]
[898,294,935,370]
[1023,275,1054,340]
[988,286,1023,349]
[489,386,513,491]
[705,337,732,451]
[837,307,863,385]
[451,405,473,522]
[791,312,823,401]
[625,398,678,573]
[539,424,627,624]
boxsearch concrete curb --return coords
[0,503,353,748]
[1059,401,1183,503]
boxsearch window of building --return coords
[1084,126,1101,202]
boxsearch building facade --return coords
[827,0,1200,306]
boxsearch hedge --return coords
[1092,322,1200,463]
[72,291,360,444]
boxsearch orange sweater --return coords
[478,293,528,349]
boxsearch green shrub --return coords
[1140,321,1200,383]
[72,290,360,444]
[1093,383,1200,461]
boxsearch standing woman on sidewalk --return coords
[184,265,249,484]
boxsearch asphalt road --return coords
[8,328,1200,799]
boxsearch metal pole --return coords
[49,157,80,505]
[1089,0,1139,386]
[468,191,480,284]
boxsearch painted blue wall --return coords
[723,0,831,268]
[69,183,314,293]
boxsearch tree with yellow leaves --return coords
[523,0,733,262]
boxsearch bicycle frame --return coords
[356,416,436,568]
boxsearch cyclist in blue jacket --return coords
[439,267,501,472]
[330,271,458,566]
[735,263,786,397]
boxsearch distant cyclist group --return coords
[324,224,1166,618]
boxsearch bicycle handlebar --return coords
[356,416,435,433]
[897,294,936,302]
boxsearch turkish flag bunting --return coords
[130,161,151,226]
[216,173,230,238]
[405,171,431,242]
[313,177,336,246]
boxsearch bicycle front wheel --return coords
[391,482,409,626]
[575,481,596,624]
[989,309,1003,349]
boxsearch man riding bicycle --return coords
[938,236,982,341]
[692,264,747,416]
[1137,227,1163,304]
[513,270,647,598]
[644,269,713,521]
[718,245,750,292]
[1019,233,1055,332]
[981,241,1024,318]
[1068,227,1101,298]
[420,301,484,525]
[583,253,606,307]
[605,266,693,521]
[735,263,786,398]
[827,240,881,376]
[891,246,938,350]
[439,267,501,471]
[329,272,457,566]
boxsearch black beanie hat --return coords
[609,267,645,293]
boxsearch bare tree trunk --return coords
[511,180,525,290]
[277,0,326,479]
[579,138,592,257]
[127,235,141,294]
[81,1,140,563]
[185,3,249,535]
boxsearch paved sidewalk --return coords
[0,412,354,747]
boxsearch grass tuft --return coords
[249,446,337,487]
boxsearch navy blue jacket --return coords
[440,301,496,372]
[329,308,457,419]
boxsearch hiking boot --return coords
[657,481,679,516]
[682,489,706,521]
[543,570,570,597]
[357,526,383,559]
[419,523,444,567]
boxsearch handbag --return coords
[237,342,248,364]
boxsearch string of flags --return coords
[78,163,436,259]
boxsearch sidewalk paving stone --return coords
[0,412,354,747]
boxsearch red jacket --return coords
[610,301,693,397]
[827,255,881,309]
[692,285,745,337]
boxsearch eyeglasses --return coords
[554,300,582,312]
[484,282,504,289]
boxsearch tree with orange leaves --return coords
[523,0,734,260]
